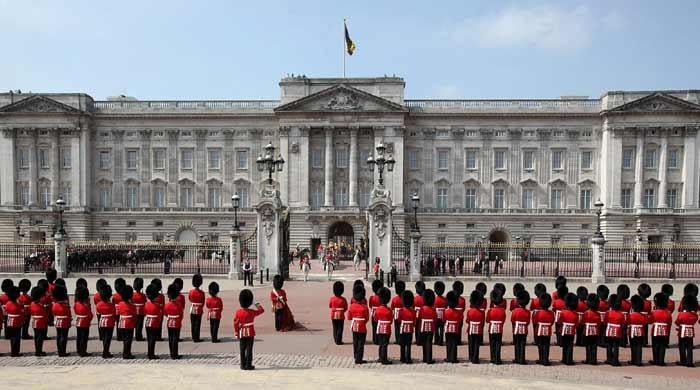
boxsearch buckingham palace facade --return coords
[1,76,700,247]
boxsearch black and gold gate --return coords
[391,225,411,276]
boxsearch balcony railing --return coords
[92,100,279,112]
[90,207,255,213]
[412,207,596,214]
[404,99,601,113]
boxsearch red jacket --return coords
[74,301,93,328]
[434,295,447,321]
[486,306,506,334]
[443,307,463,334]
[329,296,348,320]
[581,309,601,336]
[5,300,24,328]
[552,298,566,323]
[96,301,116,328]
[456,296,466,312]
[604,309,626,338]
[270,288,288,309]
[533,309,555,336]
[489,300,507,310]
[155,293,165,308]
[93,292,102,306]
[675,311,698,338]
[18,293,31,318]
[641,298,652,315]
[112,293,123,315]
[509,298,519,312]
[351,297,368,307]
[164,301,183,328]
[368,294,381,310]
[417,305,436,333]
[390,295,403,321]
[530,298,542,312]
[558,309,578,336]
[628,311,649,338]
[118,301,137,329]
[597,299,610,322]
[29,301,48,329]
[649,309,672,337]
[188,288,205,316]
[466,307,485,335]
[373,305,393,335]
[176,294,186,311]
[397,307,415,334]
[132,291,147,316]
[234,306,264,338]
[144,301,162,328]
[347,302,369,333]
[206,296,223,320]
[511,307,531,335]
[414,295,424,316]
[52,301,72,329]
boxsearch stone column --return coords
[633,135,644,208]
[348,128,358,207]
[591,233,606,284]
[0,128,16,207]
[28,130,38,207]
[324,129,334,207]
[71,130,82,208]
[409,230,422,282]
[682,128,698,208]
[51,131,61,206]
[228,229,242,280]
[139,130,152,207]
[658,135,668,208]
[54,231,68,278]
[368,187,394,274]
[256,183,283,276]
[167,130,179,207]
[194,130,207,207]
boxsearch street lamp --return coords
[256,142,285,184]
[593,199,604,240]
[54,196,66,236]
[366,141,395,187]
[411,193,420,232]
[231,193,240,231]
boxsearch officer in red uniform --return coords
[234,289,265,370]
[604,294,625,366]
[373,287,393,364]
[29,286,48,356]
[189,274,205,343]
[675,295,698,367]
[552,285,569,346]
[552,276,567,301]
[659,284,676,312]
[132,278,147,342]
[144,284,162,359]
[368,279,383,345]
[397,290,415,363]
[466,290,485,364]
[678,283,698,314]
[112,278,126,342]
[206,282,223,343]
[46,269,57,327]
[628,295,647,366]
[509,283,525,311]
[94,279,107,341]
[596,285,610,347]
[351,280,368,306]
[391,281,406,345]
[151,278,165,341]
[530,283,546,343]
[433,281,447,346]
[486,289,506,364]
[533,293,554,366]
[418,289,436,364]
[18,279,32,340]
[413,281,426,346]
[74,286,93,357]
[616,284,631,347]
[575,286,589,347]
[558,293,579,365]
[650,292,672,366]
[96,284,116,358]
[452,281,466,345]
[173,278,186,310]
[117,285,136,359]
[347,284,370,364]
[329,281,348,345]
[51,285,72,357]
[511,290,531,365]
[0,279,13,340]
[638,283,653,347]
[582,294,601,364]
[441,291,461,363]
[5,285,23,356]
[164,283,183,359]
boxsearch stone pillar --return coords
[51,131,61,206]
[28,131,38,207]
[0,128,16,207]
[367,187,394,274]
[633,135,644,208]
[409,230,422,282]
[54,232,68,278]
[324,129,334,207]
[194,130,207,207]
[348,128,358,207]
[682,128,697,208]
[228,229,242,280]
[590,229,606,284]
[256,183,283,276]
[658,135,668,208]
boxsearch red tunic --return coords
[51,301,72,329]
[509,298,519,312]
[176,294,186,311]
[5,300,24,328]
[205,296,223,320]
[18,293,31,319]
[329,296,348,320]
[466,307,485,335]
[581,309,601,336]
[397,307,415,334]
[144,301,163,328]
[649,309,672,337]
[112,293,123,315]
[29,301,48,329]
[132,291,147,316]
[675,311,698,338]
[414,295,424,317]
[164,301,183,328]
[373,305,393,335]
[188,288,205,316]
[511,307,531,335]
[456,296,466,312]
[628,311,648,338]
[443,308,463,334]
[233,306,264,338]
[155,293,165,307]
[96,301,116,328]
[530,298,542,313]
[552,298,566,324]
[434,295,447,321]
[478,299,487,312]
[641,299,652,315]
[118,301,137,329]
[74,301,93,328]
[604,309,626,338]
[390,295,403,321]
[417,305,436,333]
[351,297,368,307]
[347,302,370,333]
[597,299,610,322]
[93,292,102,306]
[533,309,555,336]
[489,300,507,309]
[558,309,578,336]
[486,307,506,334]
[620,299,632,322]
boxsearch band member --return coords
[206,282,223,342]
[94,278,107,341]
[74,286,93,357]
[1,279,13,340]
[533,293,554,366]
[596,285,610,347]
[113,278,126,342]
[4,285,23,356]
[675,295,698,367]
[271,275,295,331]
[151,279,165,341]
[234,289,265,370]
[391,281,406,345]
[575,286,588,347]
[660,284,675,312]
[433,281,447,346]
[351,280,368,306]
[369,279,383,345]
[96,285,116,358]
[52,285,72,357]
[413,281,425,346]
[530,283,546,343]
[452,281,466,345]
[509,283,525,311]
[397,290,415,363]
[616,284,631,347]
[604,294,625,366]
[347,284,369,364]
[374,287,393,365]
[18,279,32,340]
[582,293,601,365]
[164,284,183,359]
[475,282,487,346]
[29,286,48,356]
[46,269,57,327]
[189,274,205,343]
[628,295,647,366]
[329,281,348,345]
[650,292,672,366]
[132,278,147,342]
[466,290,485,364]
[552,285,569,346]
[485,289,505,364]
[511,290,530,365]
[117,285,136,359]
[418,289,436,364]
[558,293,578,365]
[552,276,567,301]
[679,283,698,313]
[638,283,653,346]
[443,291,463,363]
[491,283,507,308]
[144,284,162,359]
[173,278,186,309]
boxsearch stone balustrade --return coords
[404,99,601,113]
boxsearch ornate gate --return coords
[241,227,258,274]
[391,225,410,275]
[279,209,290,279]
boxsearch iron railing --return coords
[0,242,55,273]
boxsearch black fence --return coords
[240,227,258,274]
[0,242,55,273]
[604,245,700,279]
[391,226,411,275]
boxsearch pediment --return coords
[463,178,480,186]
[492,178,509,186]
[274,84,407,113]
[0,95,82,114]
[606,93,700,114]
[520,178,538,186]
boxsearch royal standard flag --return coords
[344,21,356,55]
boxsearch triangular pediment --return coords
[0,95,82,114]
[606,93,700,114]
[274,84,408,113]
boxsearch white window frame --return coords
[437,150,449,171]
[39,185,50,208]
[522,188,534,209]
[580,189,592,209]
[236,149,249,170]
[667,149,679,169]
[208,184,221,208]
[180,149,194,170]
[126,184,139,208]
[153,185,166,208]
[581,151,593,170]
[335,184,348,206]
[311,149,323,169]
[126,150,138,170]
[437,187,449,209]
[667,188,678,209]
[621,188,632,209]
[493,188,505,209]
[550,188,563,209]
[61,148,71,168]
[643,188,656,208]
[310,184,323,209]
[551,150,564,170]
[153,149,166,170]
[18,149,29,168]
[180,185,194,208]
[335,148,348,169]
[38,148,50,169]
[522,150,534,171]
[644,149,657,169]
[622,149,634,169]
[494,150,506,170]
[408,150,419,170]
[99,150,111,170]
[464,188,477,209]
[208,149,221,170]
[465,149,478,170]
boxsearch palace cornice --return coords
[92,113,277,120]
[406,112,600,119]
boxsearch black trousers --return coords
[393,321,400,344]
[76,327,90,356]
[56,327,69,355]
[605,337,620,365]
[2,316,7,339]
[434,320,444,346]
[575,325,584,346]
[421,331,434,363]
[597,324,606,347]
[679,337,694,366]
[210,319,220,342]
[157,319,164,341]
[651,335,668,365]
[146,327,158,358]
[135,315,145,341]
[332,319,344,345]
[168,327,181,358]
[371,320,378,345]
[629,336,644,365]
[399,333,412,362]
[513,334,527,363]
[243,271,252,286]
[99,326,113,357]
[377,334,390,363]
[239,336,254,369]
[415,323,422,346]
[535,335,551,364]
[352,332,366,363]
[116,316,122,341]
[620,326,628,347]
[445,333,459,362]
[274,310,284,331]
[33,327,47,356]
[7,326,21,356]
[555,323,562,346]
[191,314,202,341]
[584,335,598,364]
[121,328,134,358]
[490,333,503,363]
[21,317,31,339]
[561,334,575,364]
[468,334,481,363]
[457,323,463,345]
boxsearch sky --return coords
[2,0,700,100]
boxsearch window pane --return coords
[580,189,591,209]
[181,150,193,169]
[465,150,477,170]
[622,189,632,208]
[644,150,656,168]
[39,149,49,168]
[552,151,563,170]
[523,151,533,170]
[99,151,110,169]
[437,188,449,208]
[208,150,221,169]
[465,188,476,209]
[668,150,678,168]
[208,186,220,207]
[62,149,71,168]
[438,151,449,170]
[154,187,165,208]
[550,189,562,209]
[494,151,505,170]
[311,150,323,168]
[408,150,419,170]
[237,150,248,169]
[522,189,533,209]
[622,149,633,169]
[494,189,504,209]
[581,151,592,169]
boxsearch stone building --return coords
[1,76,699,248]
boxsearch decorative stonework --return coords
[372,206,388,242]
[261,207,275,243]
[325,90,361,110]
[138,129,152,140]
[0,95,80,113]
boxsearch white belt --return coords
[55,315,69,319]
[76,315,89,318]
[146,315,159,318]
[134,304,144,307]
[101,314,113,317]
[167,315,180,319]
[7,314,22,318]
[121,315,133,319]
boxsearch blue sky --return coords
[2,0,699,100]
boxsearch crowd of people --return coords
[420,252,506,276]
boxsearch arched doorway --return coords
[488,229,509,263]
[177,228,197,242]
[327,221,354,261]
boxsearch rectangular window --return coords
[153,149,166,170]
[40,186,50,208]
[238,187,249,208]
[644,188,656,208]
[19,186,29,206]
[494,189,505,209]
[465,150,478,170]
[522,150,534,171]
[667,188,678,209]
[550,189,563,209]
[181,149,193,170]
[126,186,138,208]
[99,188,111,208]
[154,187,166,208]
[99,150,111,169]
[551,150,563,170]
[644,149,656,169]
[668,149,679,169]
[38,149,49,168]
[335,148,348,168]
[18,149,29,168]
[311,187,323,209]
[237,150,249,169]
[494,150,506,170]
[180,187,193,207]
[437,150,449,170]
[126,150,138,170]
[464,188,476,209]
[335,185,348,206]
[621,189,632,208]
[61,184,71,206]
[580,189,591,209]
[61,148,71,168]
[437,188,449,209]
[522,189,534,209]
[359,188,371,208]
[408,150,419,170]
[622,149,634,169]
[580,237,589,247]
[311,150,323,168]
[581,151,592,170]
[208,149,221,170]
[208,186,221,208]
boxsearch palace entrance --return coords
[488,229,509,262]
[327,221,354,261]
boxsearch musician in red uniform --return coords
[418,289,436,364]
[46,269,57,327]
[465,290,484,364]
[164,283,183,359]
[329,281,348,345]
[533,293,554,366]
[173,278,186,310]
[369,279,383,345]
[486,289,505,364]
[151,278,165,341]
[373,287,393,364]
[270,275,295,332]
[552,285,568,346]
[96,284,116,358]
[51,285,71,357]
[616,284,631,347]
[144,284,162,359]
[413,281,426,346]
[530,283,546,342]
[0,279,13,340]
[443,291,462,363]
[347,284,370,364]
[112,278,125,342]
[74,286,93,357]
[558,293,579,365]
[675,295,698,367]
[206,282,223,343]
[117,285,136,359]
[18,279,32,340]
[397,290,415,363]
[511,290,531,365]
[452,281,466,345]
[660,284,675,313]
[650,292,672,366]
[582,294,601,364]
[391,281,406,345]
[94,279,107,341]
[575,286,588,347]
[638,283,653,347]
[132,278,146,342]
[29,286,48,356]
[679,283,698,314]
[188,274,205,343]
[628,295,647,366]
[509,283,524,312]
[234,289,265,370]
[474,282,487,346]
[433,281,447,346]
[5,285,23,356]
[596,285,610,347]
[604,294,625,366]
[351,280,368,306]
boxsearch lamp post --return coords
[232,193,240,231]
[516,236,523,277]
[54,196,66,236]
[593,199,604,240]
[256,142,285,185]
[635,227,643,278]
[366,141,395,187]
[411,193,420,232]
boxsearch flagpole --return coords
[343,19,346,78]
